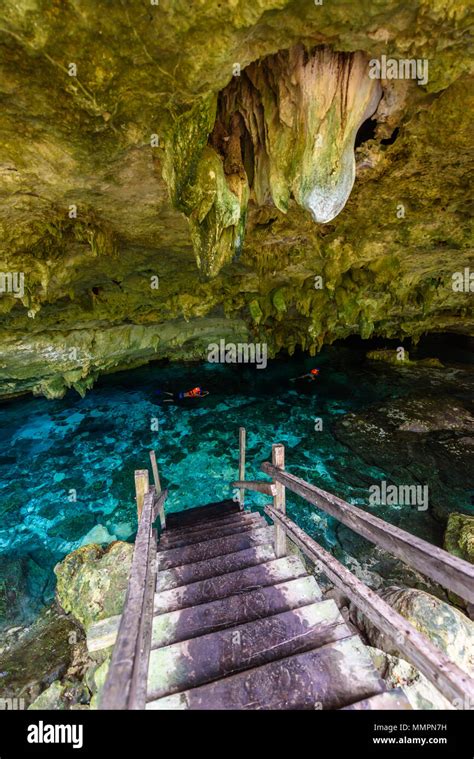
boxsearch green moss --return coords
[0,1,472,398]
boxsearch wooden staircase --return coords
[98,432,474,711]
[146,499,406,710]
[94,497,409,710]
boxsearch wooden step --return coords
[151,576,321,649]
[146,599,350,701]
[341,688,412,710]
[164,510,257,537]
[88,574,321,654]
[156,544,276,592]
[158,515,267,551]
[156,526,275,570]
[163,510,261,538]
[165,500,239,529]
[154,554,311,613]
[146,634,384,710]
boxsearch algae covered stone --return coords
[444,513,474,564]
[54,541,133,630]
[0,1,472,398]
[0,605,80,706]
[352,586,474,676]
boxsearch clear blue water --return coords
[0,342,472,626]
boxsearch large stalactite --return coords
[185,46,382,278]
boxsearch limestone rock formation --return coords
[0,0,472,397]
[444,513,474,565]
[351,586,474,679]
[334,391,474,522]
[0,604,83,707]
[54,541,133,629]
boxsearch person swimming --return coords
[289,368,320,382]
[157,386,209,402]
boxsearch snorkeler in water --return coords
[290,368,320,382]
[157,386,209,402]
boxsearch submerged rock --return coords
[54,541,133,630]
[335,394,474,522]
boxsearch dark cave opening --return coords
[354,117,377,148]
[381,127,400,145]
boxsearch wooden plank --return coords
[271,445,286,558]
[154,555,314,614]
[238,427,246,509]
[151,576,321,648]
[232,480,277,496]
[157,515,266,551]
[165,509,250,536]
[265,503,474,708]
[100,488,155,710]
[88,556,316,654]
[149,450,161,493]
[153,489,168,527]
[130,527,157,709]
[146,635,384,710]
[166,500,239,529]
[262,462,474,604]
[146,600,351,701]
[155,544,276,592]
[159,512,263,545]
[150,451,165,529]
[156,526,275,570]
[134,469,149,520]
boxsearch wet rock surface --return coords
[0,1,472,397]
[351,586,474,677]
[0,604,84,707]
[334,386,474,524]
[54,541,133,630]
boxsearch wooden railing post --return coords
[238,427,246,511]
[272,443,286,557]
[134,469,149,521]
[149,450,165,530]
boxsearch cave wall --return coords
[0,0,473,397]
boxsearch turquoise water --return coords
[0,342,472,626]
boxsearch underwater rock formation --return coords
[0,604,83,707]
[334,392,474,523]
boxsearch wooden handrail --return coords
[238,427,246,510]
[265,504,474,708]
[231,480,276,496]
[100,486,165,709]
[261,461,474,604]
[153,488,168,524]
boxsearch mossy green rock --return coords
[352,587,474,676]
[54,542,133,630]
[444,513,474,564]
[367,349,444,368]
[0,1,472,397]
[28,680,65,710]
[0,605,79,706]
[367,349,412,365]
